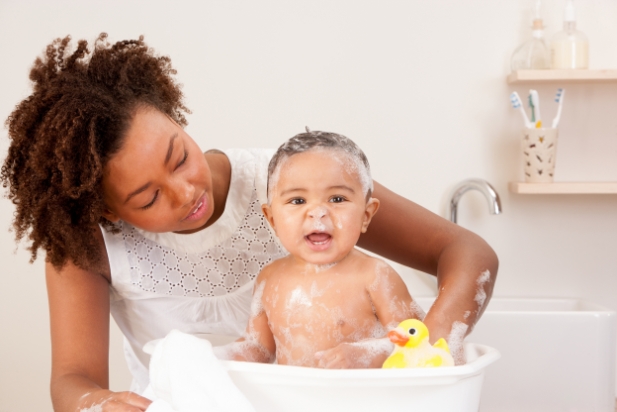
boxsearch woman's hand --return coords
[77,389,151,411]
[314,338,392,369]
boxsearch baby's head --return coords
[263,130,379,266]
[267,130,373,204]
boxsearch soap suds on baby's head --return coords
[266,130,374,203]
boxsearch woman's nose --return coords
[171,177,195,208]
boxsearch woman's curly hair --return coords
[1,33,190,271]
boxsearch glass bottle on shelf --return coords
[511,0,550,71]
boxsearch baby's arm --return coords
[213,277,276,363]
[367,259,424,328]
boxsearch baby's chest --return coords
[263,280,377,335]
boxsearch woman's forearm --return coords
[51,373,108,412]
[358,181,499,363]
[423,231,498,363]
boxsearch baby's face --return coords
[263,149,379,266]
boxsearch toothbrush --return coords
[530,89,542,128]
[552,88,565,128]
[528,94,536,123]
[510,92,533,128]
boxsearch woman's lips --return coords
[183,194,208,221]
[305,232,332,251]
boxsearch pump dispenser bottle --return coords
[551,0,589,69]
[511,0,550,71]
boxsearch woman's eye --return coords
[176,150,188,169]
[289,198,305,205]
[329,196,345,203]
[141,190,159,210]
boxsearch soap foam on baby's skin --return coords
[409,299,426,321]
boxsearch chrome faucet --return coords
[448,179,502,224]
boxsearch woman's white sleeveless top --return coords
[102,148,287,393]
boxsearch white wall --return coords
[1,1,616,411]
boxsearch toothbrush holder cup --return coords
[522,128,558,183]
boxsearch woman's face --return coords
[101,106,214,234]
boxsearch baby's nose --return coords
[308,206,327,219]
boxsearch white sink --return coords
[417,297,616,412]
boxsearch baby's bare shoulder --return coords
[351,250,403,289]
[353,249,397,274]
[255,255,292,282]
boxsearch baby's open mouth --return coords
[305,232,331,244]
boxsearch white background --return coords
[1,1,616,411]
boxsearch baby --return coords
[216,130,424,368]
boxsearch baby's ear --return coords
[261,204,277,234]
[361,197,380,233]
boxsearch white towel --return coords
[143,330,255,412]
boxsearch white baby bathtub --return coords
[211,341,499,412]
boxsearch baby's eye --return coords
[289,198,305,205]
[329,196,346,203]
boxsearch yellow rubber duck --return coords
[382,319,454,369]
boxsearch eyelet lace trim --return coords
[122,189,286,297]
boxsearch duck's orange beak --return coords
[387,329,409,346]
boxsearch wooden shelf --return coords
[507,69,617,84]
[509,182,617,194]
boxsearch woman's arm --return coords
[46,228,151,412]
[358,181,498,362]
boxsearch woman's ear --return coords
[261,203,277,235]
[361,197,380,233]
[101,208,121,223]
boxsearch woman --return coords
[1,33,498,411]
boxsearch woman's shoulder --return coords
[49,225,112,283]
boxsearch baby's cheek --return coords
[334,211,364,236]
[278,214,302,240]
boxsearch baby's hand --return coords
[78,389,152,411]
[314,338,392,369]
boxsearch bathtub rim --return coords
[218,342,500,387]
